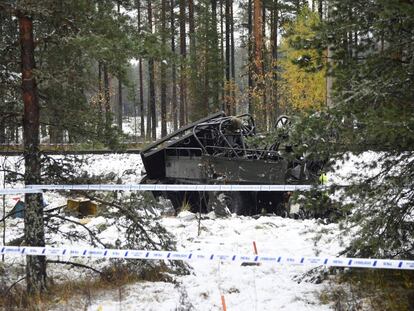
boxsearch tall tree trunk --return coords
[262,3,268,129]
[103,64,111,138]
[318,0,323,19]
[203,1,210,115]
[117,2,123,131]
[225,0,231,114]
[271,0,279,120]
[188,0,196,121]
[161,0,167,137]
[98,61,104,134]
[325,1,333,108]
[247,0,253,114]
[0,119,5,144]
[137,0,145,138]
[253,0,263,79]
[211,0,220,109]
[49,111,63,143]
[170,0,178,131]
[148,0,156,139]
[179,0,186,126]
[0,12,4,144]
[139,60,145,137]
[220,0,225,108]
[149,62,156,140]
[118,78,123,130]
[19,13,47,296]
[253,0,263,123]
[230,0,235,115]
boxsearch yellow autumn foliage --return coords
[279,8,326,111]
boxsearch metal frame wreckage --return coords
[140,112,323,216]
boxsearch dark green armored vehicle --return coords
[140,112,322,215]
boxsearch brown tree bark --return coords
[19,13,47,296]
[262,3,268,129]
[179,0,186,126]
[247,0,253,114]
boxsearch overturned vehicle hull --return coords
[140,112,322,215]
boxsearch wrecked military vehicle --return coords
[140,112,323,216]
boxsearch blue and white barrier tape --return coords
[1,246,413,270]
[0,188,43,195]
[0,184,314,195]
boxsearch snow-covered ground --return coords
[85,213,341,311]
[0,153,344,310]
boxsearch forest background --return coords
[0,0,413,307]
[0,0,327,146]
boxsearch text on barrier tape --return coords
[1,246,413,270]
[0,184,316,195]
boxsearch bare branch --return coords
[47,260,102,275]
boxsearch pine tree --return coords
[136,0,145,137]
[147,0,156,140]
[117,1,123,131]
[179,0,186,126]
[19,12,47,296]
[252,0,264,125]
[170,0,178,131]
[160,0,167,137]
[224,0,231,114]
[291,0,414,259]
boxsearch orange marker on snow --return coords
[221,294,227,311]
[253,241,258,255]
